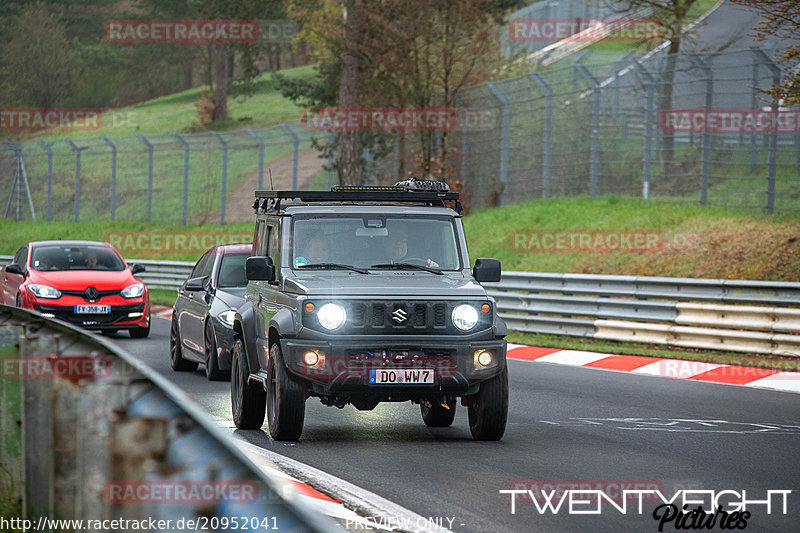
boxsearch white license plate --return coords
[369,368,434,384]
[74,305,110,314]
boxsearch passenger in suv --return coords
[231,182,508,441]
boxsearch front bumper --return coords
[211,320,236,371]
[33,303,149,330]
[280,336,506,398]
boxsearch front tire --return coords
[204,320,227,381]
[266,343,306,441]
[421,397,456,427]
[231,337,266,430]
[169,315,197,371]
[130,324,150,338]
[467,366,508,441]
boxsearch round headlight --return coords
[317,303,346,330]
[452,304,479,331]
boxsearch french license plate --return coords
[74,305,110,314]
[369,368,434,384]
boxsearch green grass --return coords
[28,64,317,140]
[463,195,800,280]
[149,288,179,307]
[509,331,800,370]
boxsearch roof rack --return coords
[252,181,462,214]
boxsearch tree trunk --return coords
[212,45,228,121]
[227,51,235,88]
[659,22,682,178]
[337,0,365,186]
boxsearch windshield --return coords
[218,253,249,288]
[292,216,462,271]
[31,245,126,272]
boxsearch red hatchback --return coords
[1,240,151,337]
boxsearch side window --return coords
[13,247,27,271]
[200,252,216,279]
[254,219,269,256]
[266,224,279,265]
[190,252,210,278]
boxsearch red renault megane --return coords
[1,240,151,337]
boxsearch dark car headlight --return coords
[217,309,237,327]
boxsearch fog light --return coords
[475,350,493,367]
[128,312,143,318]
[303,351,319,366]
[40,313,55,318]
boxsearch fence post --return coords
[136,134,154,221]
[529,73,552,198]
[486,81,509,204]
[281,123,299,189]
[100,136,117,221]
[327,131,335,189]
[613,52,635,139]
[749,49,760,172]
[576,64,600,198]
[630,58,654,201]
[750,49,781,214]
[210,132,228,224]
[246,128,265,190]
[36,140,53,221]
[172,133,189,226]
[65,140,87,222]
[689,55,713,206]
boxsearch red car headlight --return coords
[28,284,62,299]
[121,283,145,298]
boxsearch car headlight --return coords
[317,303,346,330]
[121,283,145,299]
[452,304,479,331]
[218,309,237,328]
[28,284,61,299]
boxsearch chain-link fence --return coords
[446,47,800,213]
[0,124,333,224]
[2,48,798,223]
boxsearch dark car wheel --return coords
[130,324,150,338]
[15,294,22,308]
[169,315,197,371]
[231,337,266,430]
[266,343,306,441]
[204,319,227,381]
[467,366,508,441]
[421,396,457,427]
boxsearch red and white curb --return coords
[234,440,446,532]
[507,344,800,394]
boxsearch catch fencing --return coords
[0,304,334,531]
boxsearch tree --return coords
[731,0,799,105]
[609,0,701,174]
[337,0,366,185]
[0,2,83,107]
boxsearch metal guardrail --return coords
[2,254,799,355]
[486,272,800,356]
[0,305,334,531]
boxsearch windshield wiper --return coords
[297,262,370,274]
[369,262,443,275]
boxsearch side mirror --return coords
[473,258,501,283]
[130,263,146,275]
[246,256,275,282]
[185,276,207,291]
[5,264,23,276]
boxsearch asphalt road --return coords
[113,317,800,533]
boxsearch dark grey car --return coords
[230,182,508,441]
[169,243,252,380]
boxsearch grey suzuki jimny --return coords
[230,179,508,441]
